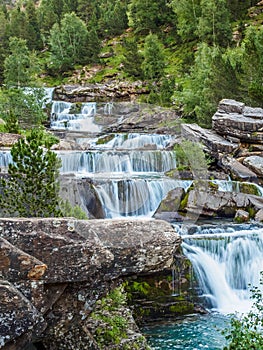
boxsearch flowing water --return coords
[1,97,263,348]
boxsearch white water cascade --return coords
[50,101,100,132]
[181,224,263,314]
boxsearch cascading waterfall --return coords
[59,150,177,174]
[50,100,100,131]
[181,224,263,314]
[96,179,193,218]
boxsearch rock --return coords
[60,176,105,219]
[255,208,263,222]
[212,112,263,143]
[0,237,47,282]
[219,155,259,182]
[53,82,150,103]
[243,106,263,119]
[0,280,45,349]
[234,209,250,223]
[183,188,263,218]
[154,188,185,222]
[181,123,239,157]
[0,132,21,147]
[0,218,181,348]
[218,99,245,114]
[243,156,263,177]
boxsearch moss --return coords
[240,183,261,196]
[179,191,189,211]
[96,134,115,145]
[169,301,194,314]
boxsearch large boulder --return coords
[0,218,181,349]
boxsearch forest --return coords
[0,0,262,127]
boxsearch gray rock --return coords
[255,208,263,222]
[212,112,263,143]
[243,106,263,119]
[218,99,245,114]
[181,123,239,157]
[243,156,263,177]
[219,155,258,182]
[234,209,250,222]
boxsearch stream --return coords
[1,93,263,349]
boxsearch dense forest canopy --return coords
[0,0,262,126]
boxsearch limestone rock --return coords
[0,132,21,147]
[181,123,239,157]
[255,208,263,222]
[234,209,250,223]
[219,155,258,182]
[212,112,263,143]
[154,188,185,222]
[218,99,245,114]
[243,156,263,177]
[183,189,263,218]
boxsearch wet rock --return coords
[154,188,185,222]
[243,156,263,177]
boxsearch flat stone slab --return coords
[181,123,239,156]
[243,155,263,177]
[220,155,259,182]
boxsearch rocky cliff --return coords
[0,218,181,349]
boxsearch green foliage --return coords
[222,272,263,349]
[197,0,232,47]
[0,128,62,218]
[122,37,143,79]
[4,37,37,87]
[142,33,165,80]
[60,199,88,219]
[0,87,48,131]
[49,12,89,71]
[173,140,210,171]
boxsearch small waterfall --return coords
[90,133,172,150]
[59,150,177,174]
[95,179,192,218]
[181,225,263,314]
[212,179,263,196]
[0,150,12,171]
[50,101,100,132]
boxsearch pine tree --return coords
[25,0,42,51]
[0,128,62,218]
[142,33,165,80]
[4,37,32,87]
[122,37,143,79]
[198,0,232,47]
[49,12,89,71]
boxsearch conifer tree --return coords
[0,128,62,218]
[142,33,165,80]
[122,37,143,79]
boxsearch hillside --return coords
[0,0,263,127]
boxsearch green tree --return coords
[198,0,232,47]
[175,43,239,127]
[128,0,172,34]
[239,26,263,106]
[0,128,62,218]
[4,37,37,87]
[170,0,201,42]
[49,12,89,71]
[7,6,28,41]
[122,37,143,79]
[24,0,42,50]
[142,33,165,80]
[0,88,48,131]
[223,272,263,349]
[0,8,8,83]
[99,0,128,37]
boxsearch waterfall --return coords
[89,133,172,150]
[0,151,12,171]
[50,101,100,132]
[181,224,263,314]
[59,150,177,174]
[96,179,192,218]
